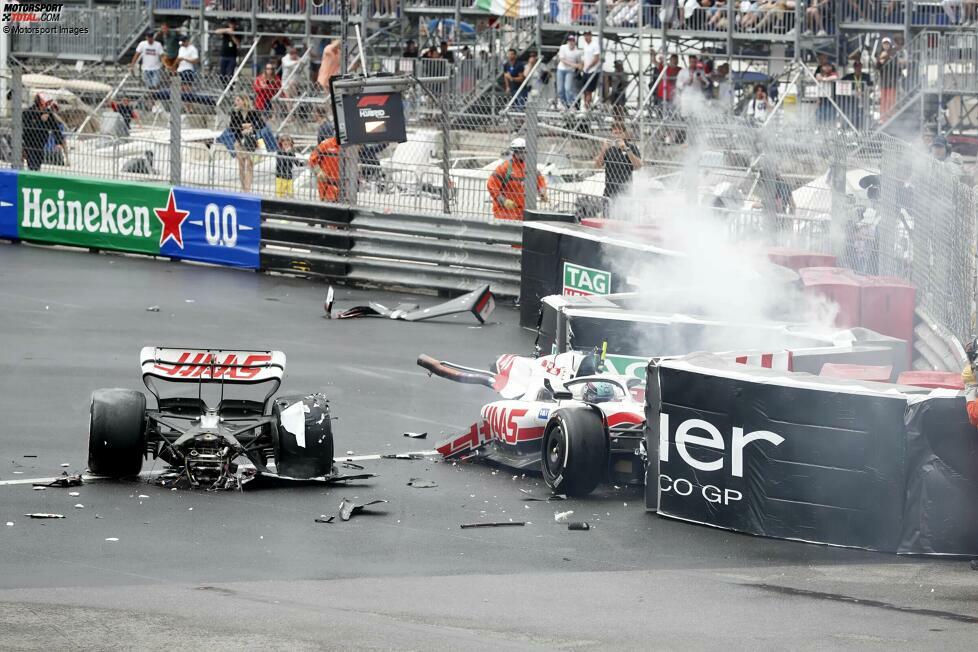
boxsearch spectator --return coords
[502,48,526,100]
[254,62,282,114]
[402,39,419,57]
[556,34,583,108]
[840,59,872,127]
[375,0,398,19]
[22,94,65,171]
[215,20,241,86]
[595,123,641,201]
[439,40,455,63]
[227,95,264,193]
[176,34,199,87]
[676,54,707,98]
[309,135,342,202]
[460,45,473,60]
[711,62,734,108]
[111,96,139,132]
[157,24,181,72]
[745,83,772,124]
[270,36,290,59]
[421,46,441,59]
[815,58,839,125]
[605,60,629,116]
[876,37,901,122]
[804,0,831,35]
[130,32,165,90]
[280,46,304,96]
[275,136,303,198]
[525,51,549,100]
[317,114,336,145]
[487,137,548,220]
[656,53,681,108]
[580,30,601,109]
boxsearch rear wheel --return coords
[540,407,607,497]
[272,393,334,478]
[88,388,147,477]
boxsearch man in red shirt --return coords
[253,62,282,114]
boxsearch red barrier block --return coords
[768,247,838,272]
[799,267,862,328]
[820,363,894,382]
[859,275,916,345]
[896,371,964,390]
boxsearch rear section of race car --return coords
[87,347,334,488]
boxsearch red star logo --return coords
[154,190,190,249]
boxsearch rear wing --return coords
[140,347,286,384]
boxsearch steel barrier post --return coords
[11,67,23,170]
[524,97,539,213]
[170,72,182,185]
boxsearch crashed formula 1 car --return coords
[418,351,646,496]
[87,347,334,488]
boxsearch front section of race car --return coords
[88,347,334,489]
[419,351,646,496]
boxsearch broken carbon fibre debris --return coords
[460,521,526,529]
[146,305,161,312]
[334,285,495,324]
[34,472,83,488]
[381,453,426,460]
[315,515,335,524]
[24,513,66,519]
[339,498,388,521]
[553,511,574,523]
[406,478,437,488]
[521,494,567,502]
[324,286,335,319]
[567,522,591,531]
[403,432,428,439]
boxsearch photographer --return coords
[595,123,641,201]
[23,94,66,172]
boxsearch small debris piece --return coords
[403,432,428,439]
[35,473,83,488]
[146,305,161,312]
[105,537,118,542]
[324,286,335,319]
[460,522,526,529]
[567,522,591,531]
[74,504,85,509]
[60,463,70,468]
[341,462,365,470]
[24,513,65,519]
[314,515,335,524]
[4,522,13,527]
[22,455,37,458]
[137,495,149,499]
[68,492,80,497]
[33,486,46,491]
[380,453,425,460]
[523,494,567,503]
[407,478,438,489]
[184,299,195,303]
[554,510,574,523]
[338,498,388,521]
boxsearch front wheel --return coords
[88,388,146,477]
[540,408,607,497]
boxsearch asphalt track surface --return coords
[2,242,978,650]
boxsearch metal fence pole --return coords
[11,67,23,170]
[170,72,182,185]
[440,96,452,214]
[524,97,538,213]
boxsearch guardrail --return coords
[260,199,522,296]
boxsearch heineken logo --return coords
[562,262,612,297]
[21,187,155,239]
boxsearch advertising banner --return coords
[0,172,261,269]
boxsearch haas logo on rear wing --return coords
[140,347,285,382]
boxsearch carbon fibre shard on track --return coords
[335,284,495,323]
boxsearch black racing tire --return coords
[272,393,334,478]
[540,407,607,497]
[88,388,147,478]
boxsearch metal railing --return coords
[9,0,151,61]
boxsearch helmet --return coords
[510,137,526,151]
[582,381,615,404]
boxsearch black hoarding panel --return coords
[519,226,561,328]
[899,395,978,555]
[653,354,907,552]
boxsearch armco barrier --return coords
[0,170,261,269]
[260,199,523,297]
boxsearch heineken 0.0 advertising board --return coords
[0,170,260,269]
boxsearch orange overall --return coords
[487,159,546,221]
[309,137,341,202]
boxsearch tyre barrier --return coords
[646,353,978,556]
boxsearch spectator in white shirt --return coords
[280,46,306,97]
[746,83,772,124]
[580,31,601,109]
[176,35,199,86]
[556,34,583,108]
[675,54,707,97]
[130,32,165,90]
